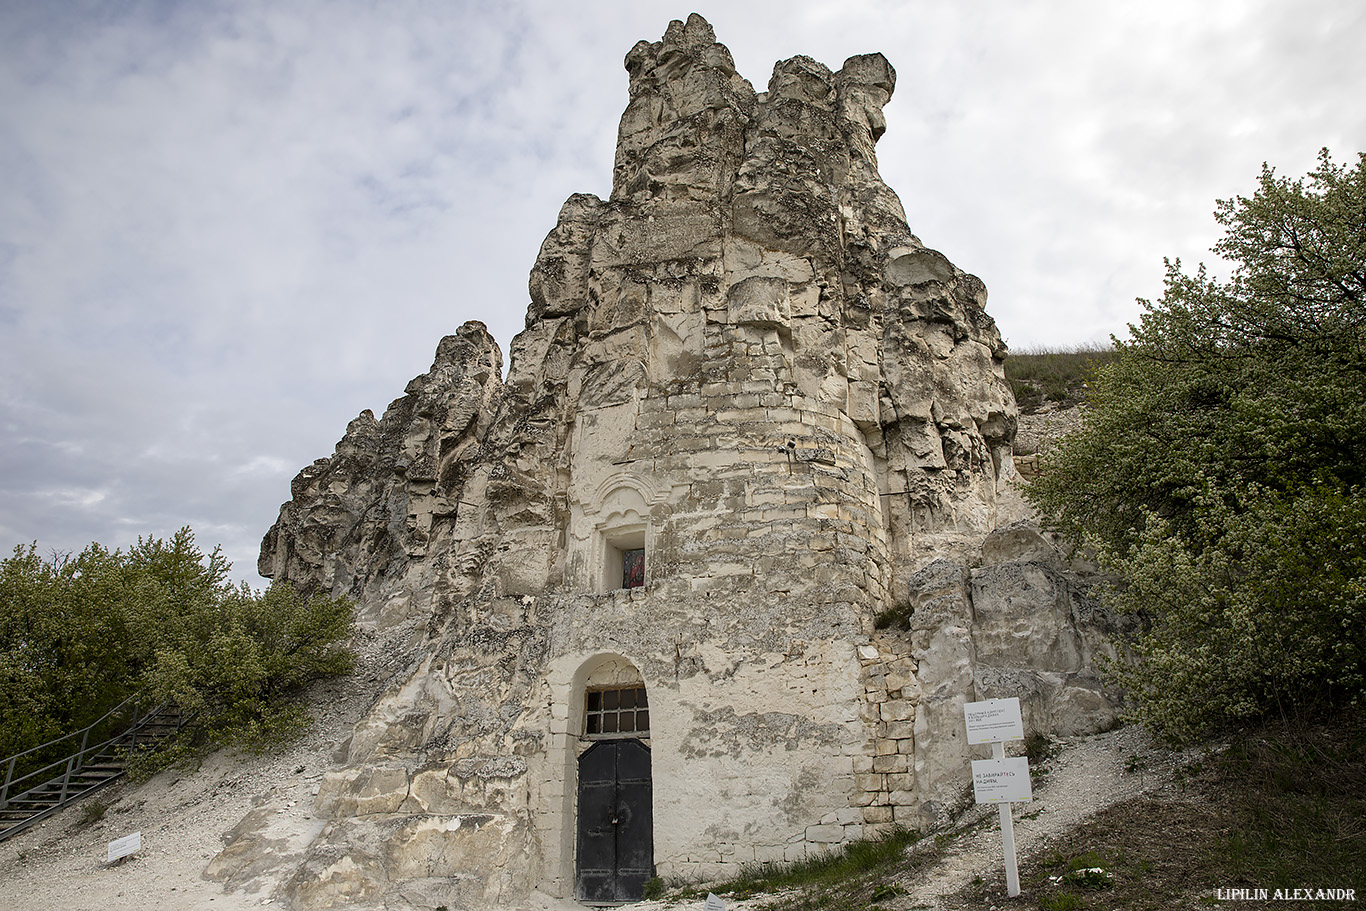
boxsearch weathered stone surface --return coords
[901,530,1127,825]
[980,521,1061,566]
[259,321,503,624]
[971,562,1085,672]
[243,14,1118,908]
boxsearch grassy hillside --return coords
[1005,344,1118,413]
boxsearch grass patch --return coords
[1213,711,1366,894]
[953,802,1229,910]
[662,826,928,909]
[1038,892,1087,911]
[727,826,921,894]
[873,601,913,631]
[76,799,108,828]
[1005,343,1117,413]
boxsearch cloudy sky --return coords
[2,0,1363,585]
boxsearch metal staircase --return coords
[0,697,187,842]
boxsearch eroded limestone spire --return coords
[243,21,1098,911]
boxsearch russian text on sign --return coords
[963,697,1024,744]
[971,757,1033,804]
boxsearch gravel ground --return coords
[0,625,415,911]
[1014,404,1085,458]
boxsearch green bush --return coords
[0,528,354,765]
[1103,484,1365,740]
[1029,150,1366,742]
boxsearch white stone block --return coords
[806,824,844,843]
[883,720,914,740]
[862,805,894,824]
[872,753,909,774]
[753,844,787,865]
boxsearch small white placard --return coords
[971,758,1033,804]
[107,831,141,864]
[705,893,726,911]
[964,697,1024,744]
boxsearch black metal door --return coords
[576,738,653,902]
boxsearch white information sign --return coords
[963,697,1029,897]
[704,893,726,911]
[971,757,1033,804]
[963,697,1024,745]
[107,831,142,864]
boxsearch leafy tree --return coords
[1029,150,1366,742]
[0,543,131,758]
[0,528,354,767]
[140,571,354,750]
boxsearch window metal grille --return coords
[585,686,649,736]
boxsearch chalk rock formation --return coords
[262,14,1016,615]
[897,523,1127,821]
[260,324,503,624]
[249,15,1114,910]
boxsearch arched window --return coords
[593,479,653,592]
[578,656,649,739]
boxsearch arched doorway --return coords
[574,663,654,902]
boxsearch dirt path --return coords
[891,725,1194,909]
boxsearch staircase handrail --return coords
[0,693,141,770]
[0,696,180,809]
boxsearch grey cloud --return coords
[1,0,1363,583]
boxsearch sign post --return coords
[964,698,1029,898]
